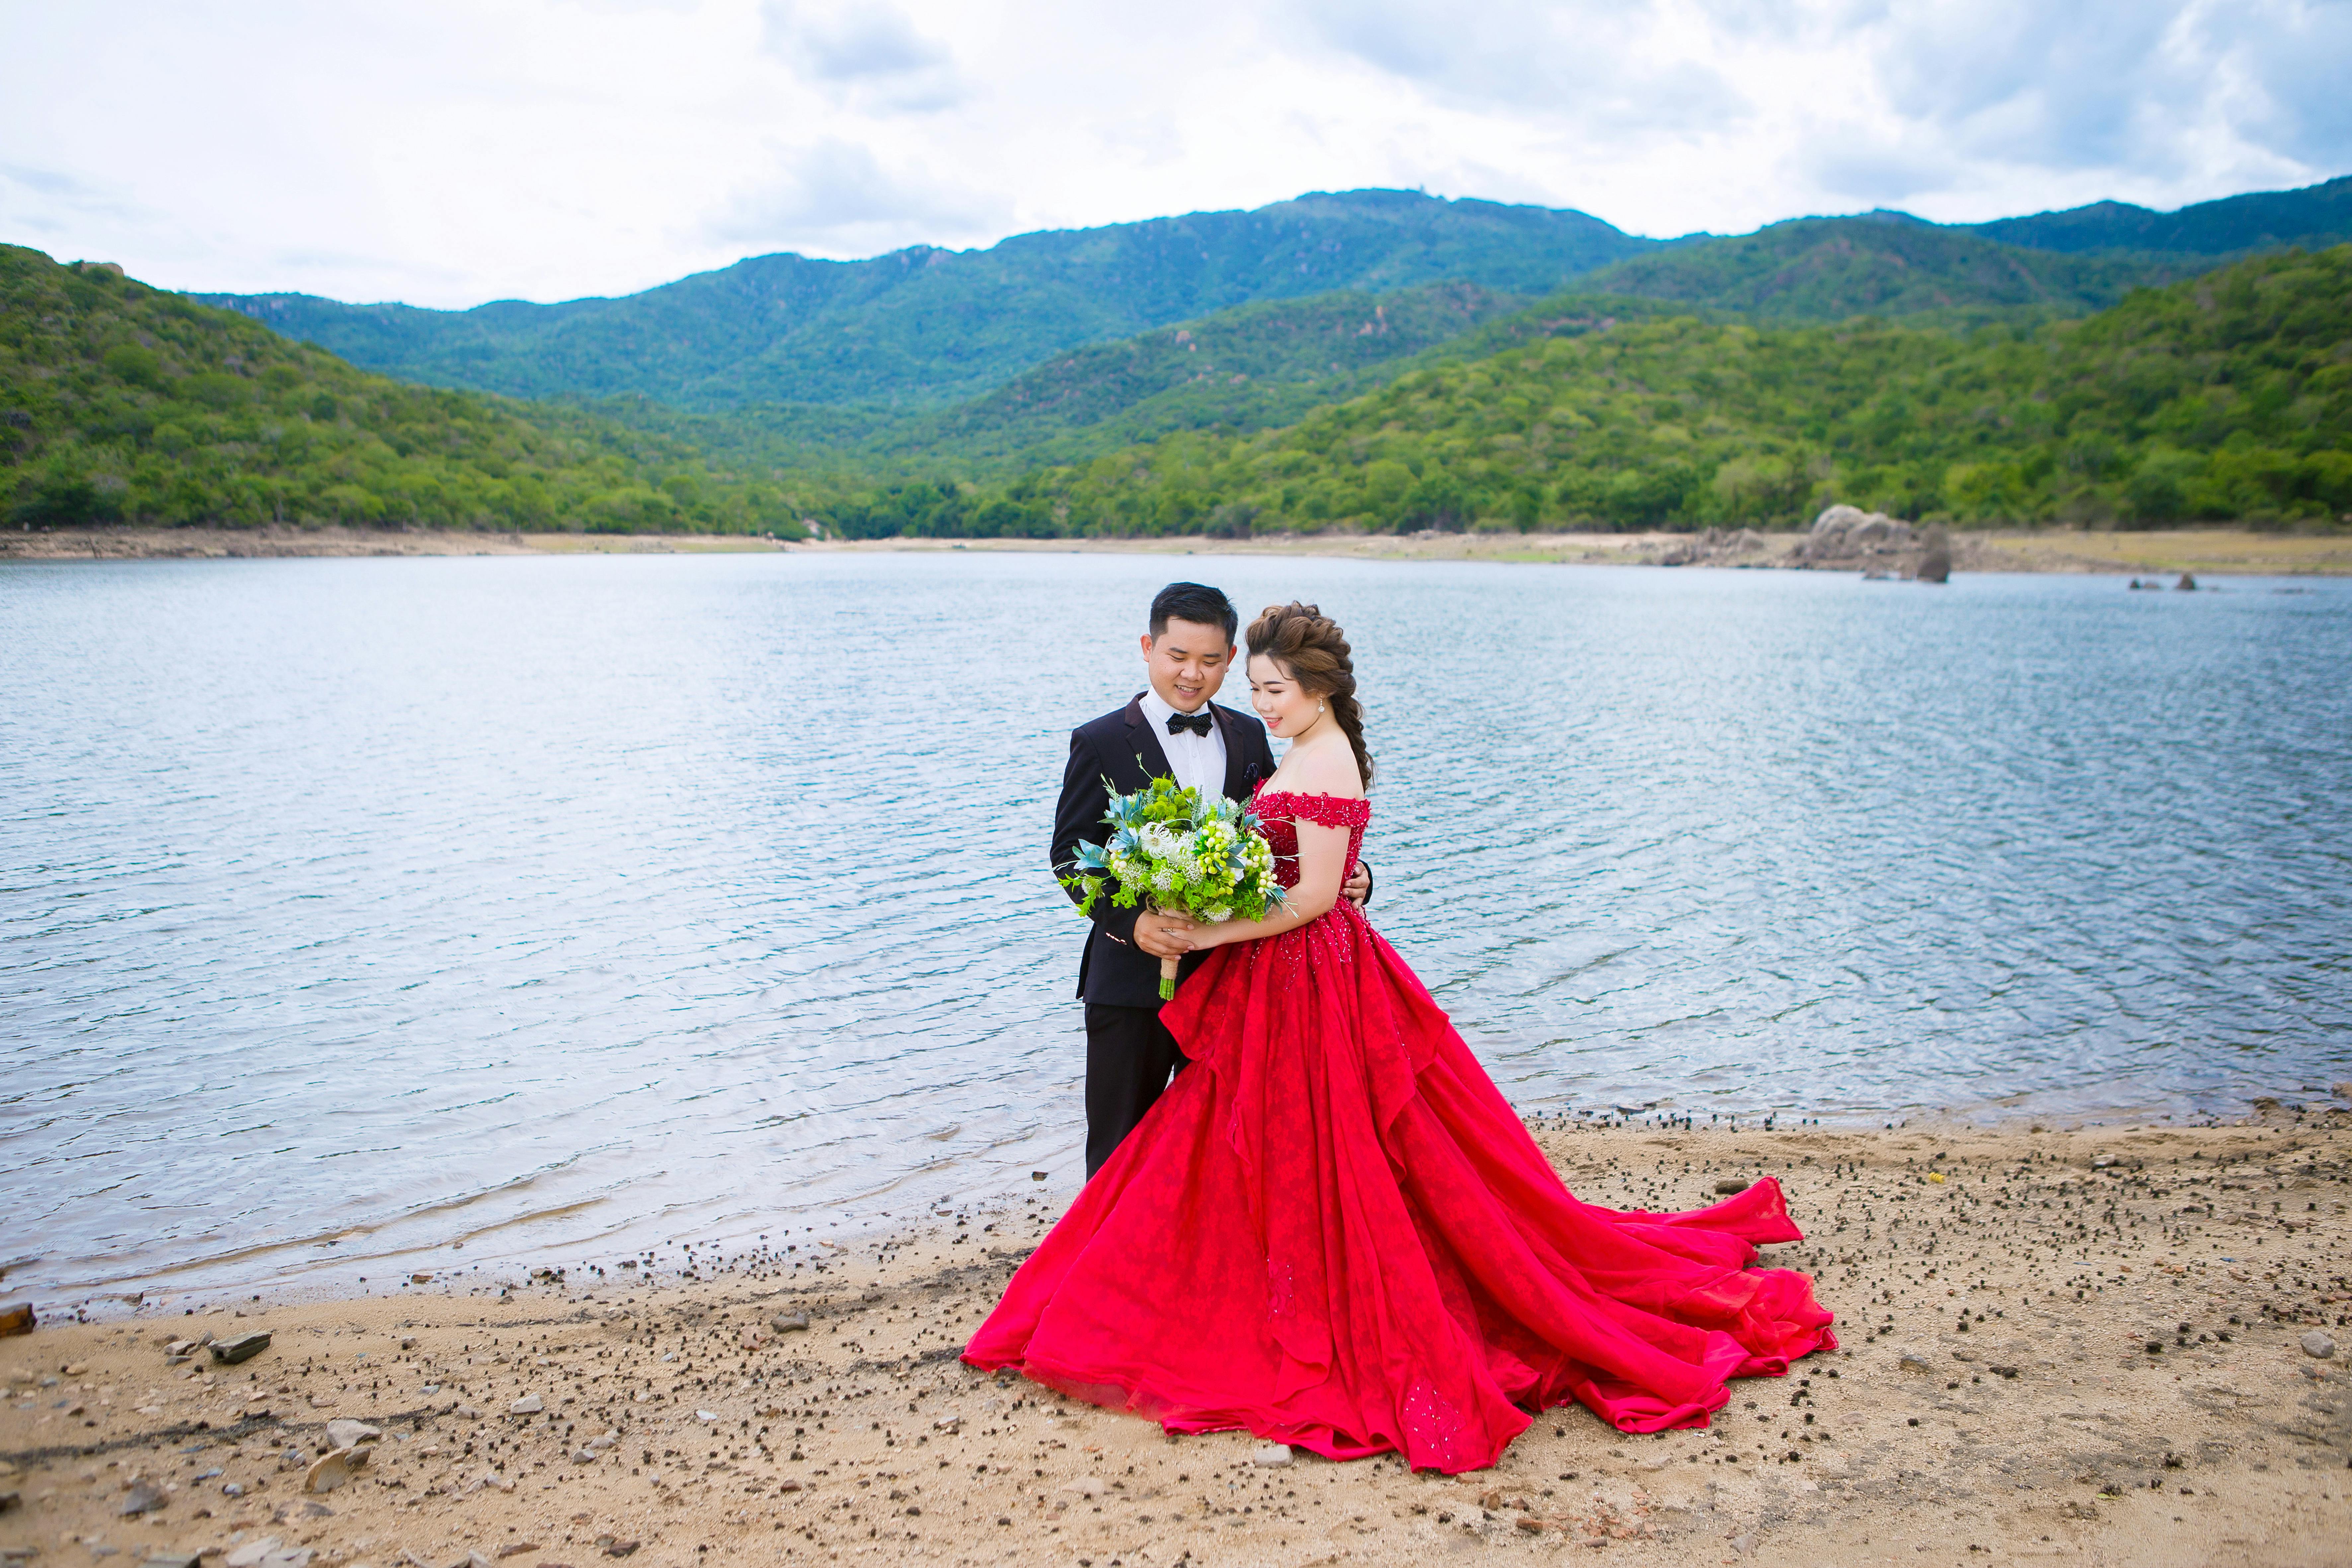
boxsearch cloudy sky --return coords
[4,0,2346,308]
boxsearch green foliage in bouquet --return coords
[1063,773,1286,998]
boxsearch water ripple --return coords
[2,552,2347,1311]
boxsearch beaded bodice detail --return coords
[1252,785,1370,888]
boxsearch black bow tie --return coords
[1165,708,1214,737]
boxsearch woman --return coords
[966,602,1834,1472]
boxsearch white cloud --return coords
[709,138,1007,254]
[0,0,2343,308]
[1284,0,1753,131]
[759,0,963,109]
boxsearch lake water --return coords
[4,550,2348,1315]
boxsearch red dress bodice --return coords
[1251,785,1370,890]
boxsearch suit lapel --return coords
[1213,701,1268,803]
[1121,694,1177,788]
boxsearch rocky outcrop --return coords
[1800,504,1914,561]
[1799,504,1951,580]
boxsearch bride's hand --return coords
[1176,918,1227,952]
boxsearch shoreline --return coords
[4,525,2349,576]
[7,1112,2347,1566]
[13,1102,2313,1333]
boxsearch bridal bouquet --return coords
[1063,774,1287,999]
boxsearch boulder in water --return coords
[1916,524,1952,584]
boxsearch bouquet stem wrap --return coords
[1060,773,1286,1005]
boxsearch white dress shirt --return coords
[1139,688,1228,799]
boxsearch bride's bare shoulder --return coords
[1275,741,1366,801]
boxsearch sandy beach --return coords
[3,525,2349,576]
[7,1111,2348,1568]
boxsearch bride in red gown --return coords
[966,602,1835,1473]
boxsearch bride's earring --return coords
[1317,702,1325,713]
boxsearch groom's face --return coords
[1139,617,1234,714]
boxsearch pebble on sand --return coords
[508,1395,544,1415]
[322,1419,381,1449]
[2302,1330,2336,1359]
[304,1447,369,1494]
[209,1332,272,1365]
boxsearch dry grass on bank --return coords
[6,1114,2349,1568]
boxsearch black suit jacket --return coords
[1052,693,1279,1009]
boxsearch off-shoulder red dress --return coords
[965,787,1835,1471]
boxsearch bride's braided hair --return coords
[1247,601,1373,788]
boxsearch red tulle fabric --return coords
[965,788,1836,1472]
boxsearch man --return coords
[1051,581,1372,1176]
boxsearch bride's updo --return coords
[1247,601,1373,788]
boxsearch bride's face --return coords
[1248,654,1323,739]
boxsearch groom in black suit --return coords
[1051,582,1372,1176]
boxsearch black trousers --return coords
[1083,1003,1188,1177]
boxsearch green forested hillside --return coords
[0,246,803,533]
[592,280,1543,485]
[195,190,1654,410]
[1581,216,2183,324]
[878,246,2351,538]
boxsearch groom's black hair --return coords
[1150,582,1239,645]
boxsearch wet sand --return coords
[5,526,2348,575]
[6,1112,2348,1568]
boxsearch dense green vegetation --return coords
[195,190,1655,409]
[0,246,806,533]
[878,246,2352,539]
[587,281,1549,486]
[1577,217,2185,325]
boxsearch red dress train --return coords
[965,789,1835,1472]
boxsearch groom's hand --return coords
[1342,865,1372,905]
[1133,910,1192,960]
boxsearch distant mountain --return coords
[1965,175,2352,256]
[1575,216,2187,323]
[196,190,1653,411]
[182,173,2352,438]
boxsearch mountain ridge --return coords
[195,190,1653,410]
[183,177,2352,418]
